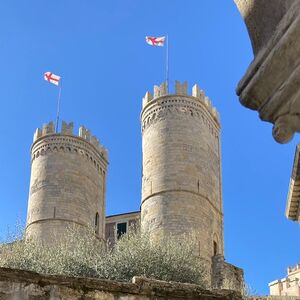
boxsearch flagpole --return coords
[166,34,169,93]
[55,80,62,133]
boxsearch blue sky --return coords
[0,0,299,295]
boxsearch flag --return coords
[44,72,61,86]
[146,36,166,47]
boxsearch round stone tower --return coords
[141,81,223,264]
[26,121,108,243]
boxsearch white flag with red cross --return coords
[44,72,61,86]
[145,36,166,47]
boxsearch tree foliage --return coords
[0,226,208,287]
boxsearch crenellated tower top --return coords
[33,121,108,160]
[142,81,220,123]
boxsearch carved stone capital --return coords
[234,0,294,55]
[272,115,300,144]
[235,0,300,143]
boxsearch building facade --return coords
[105,211,140,246]
[269,264,300,296]
[276,146,300,296]
[286,144,300,223]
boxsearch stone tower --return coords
[26,121,108,243]
[141,81,223,265]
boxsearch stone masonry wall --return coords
[26,121,108,243]
[0,267,243,300]
[251,297,300,300]
[222,262,244,292]
[212,255,244,292]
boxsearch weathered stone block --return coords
[234,0,300,143]
[0,268,243,300]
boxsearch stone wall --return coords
[0,267,242,300]
[212,255,244,292]
[251,297,300,300]
[222,262,244,292]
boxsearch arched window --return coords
[95,213,99,234]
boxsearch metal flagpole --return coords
[166,34,169,93]
[55,80,62,133]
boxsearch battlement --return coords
[142,81,220,121]
[288,263,300,274]
[33,121,108,159]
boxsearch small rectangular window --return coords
[117,222,127,239]
[213,241,218,256]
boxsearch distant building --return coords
[286,144,300,223]
[105,211,140,246]
[269,146,300,297]
[269,264,300,296]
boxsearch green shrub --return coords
[0,225,208,287]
